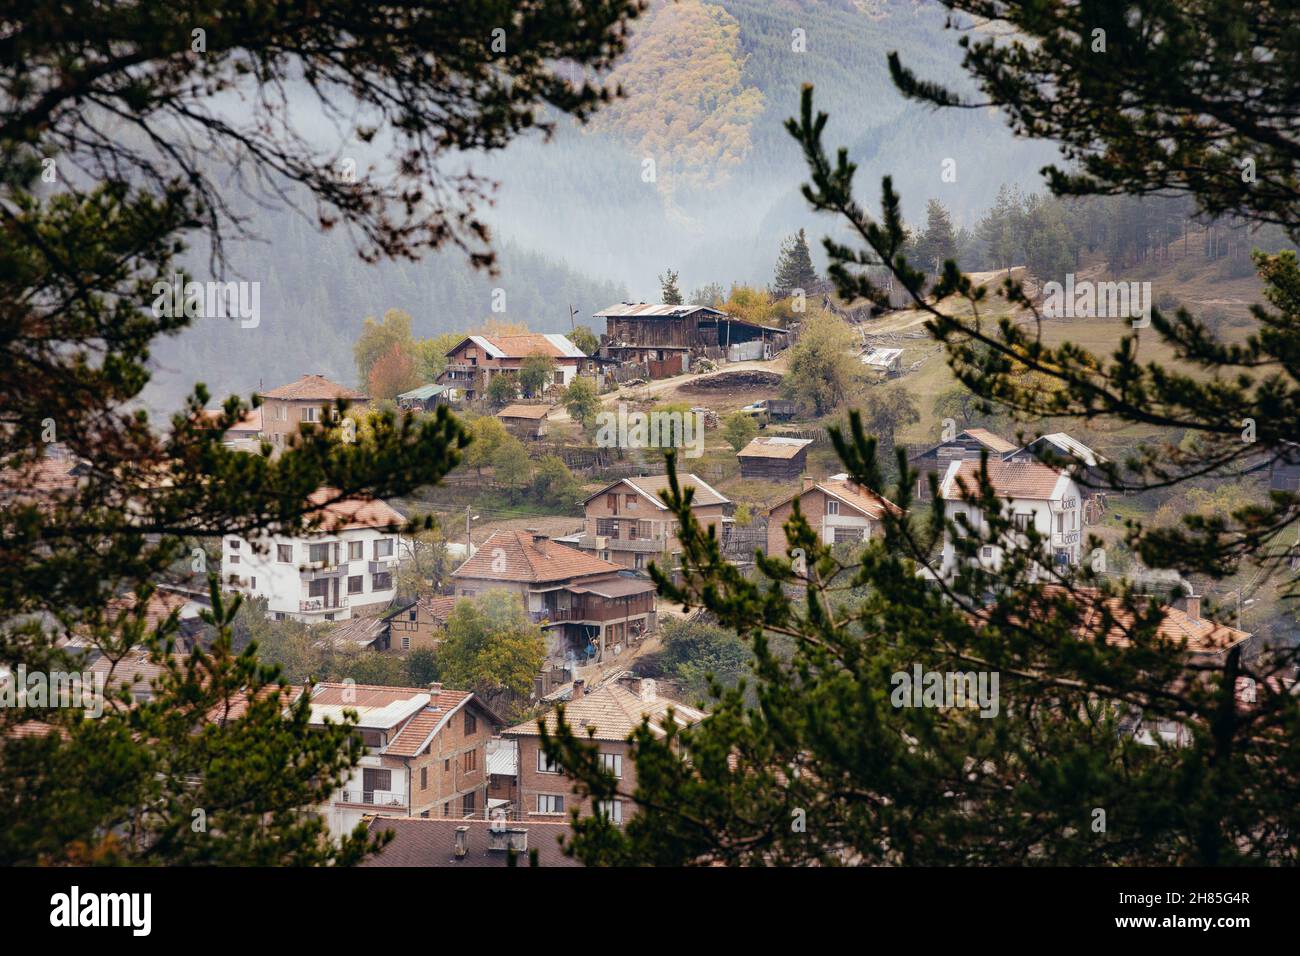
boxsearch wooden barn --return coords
[593,302,787,368]
[497,403,552,440]
[737,436,814,481]
[908,428,1017,500]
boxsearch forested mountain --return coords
[146,0,1058,412]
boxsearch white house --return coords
[938,458,1083,577]
[222,489,405,623]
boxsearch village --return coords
[11,263,1295,868]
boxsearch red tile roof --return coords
[452,530,625,584]
[260,374,367,402]
[768,477,901,520]
[941,459,1067,501]
[305,488,405,531]
[506,681,705,742]
[360,817,580,867]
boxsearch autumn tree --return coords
[781,311,859,415]
[367,343,423,401]
[437,592,545,718]
[568,326,601,356]
[564,376,602,427]
[722,412,758,452]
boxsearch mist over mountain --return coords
[146,0,1058,414]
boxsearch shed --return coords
[737,436,814,480]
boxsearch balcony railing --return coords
[337,789,407,809]
[300,596,350,613]
[301,562,347,580]
[368,557,396,574]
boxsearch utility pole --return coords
[568,304,579,332]
[466,506,473,559]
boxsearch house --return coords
[359,816,579,867]
[977,587,1254,748]
[766,474,901,555]
[319,614,391,652]
[1006,432,1109,487]
[861,347,905,375]
[573,474,730,571]
[437,334,585,402]
[737,436,814,481]
[383,595,457,653]
[504,677,704,825]
[198,406,263,451]
[937,458,1084,577]
[908,428,1018,500]
[395,383,450,412]
[496,403,552,440]
[221,488,404,623]
[307,681,502,838]
[450,530,658,665]
[593,302,788,372]
[257,374,367,449]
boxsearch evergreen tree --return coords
[912,200,958,275]
[542,6,1300,867]
[0,0,639,864]
[659,269,684,305]
[772,228,820,297]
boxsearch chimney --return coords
[1184,593,1201,621]
[453,826,469,858]
[571,679,585,701]
[429,681,442,696]
[640,678,657,703]
[802,475,817,492]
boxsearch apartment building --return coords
[221,489,403,623]
[307,681,502,839]
[571,474,730,571]
[503,677,704,825]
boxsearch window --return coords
[981,546,994,559]
[374,538,394,559]
[308,578,329,598]
[362,768,391,799]
[597,800,623,824]
[348,540,363,561]
[596,518,617,537]
[1013,513,1032,532]
[537,750,560,774]
[464,749,478,772]
[372,571,393,591]
[634,554,648,570]
[444,758,451,772]
[599,753,623,778]
[537,794,564,814]
[420,767,428,791]
[462,791,476,816]
[465,712,477,735]
[606,493,618,511]
[250,577,256,589]
[409,609,417,621]
[833,527,864,543]
[626,494,637,509]
[229,554,240,564]
[1056,513,1065,533]
[308,542,330,564]
[827,500,840,516]
[277,544,293,563]
[301,406,321,423]
[638,521,653,538]
[228,538,241,550]
[401,636,410,651]
[347,575,363,594]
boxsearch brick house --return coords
[437,334,585,402]
[503,677,705,824]
[766,474,901,555]
[571,474,730,571]
[382,596,457,653]
[306,681,503,838]
[257,374,368,449]
[908,427,1017,500]
[450,530,658,664]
